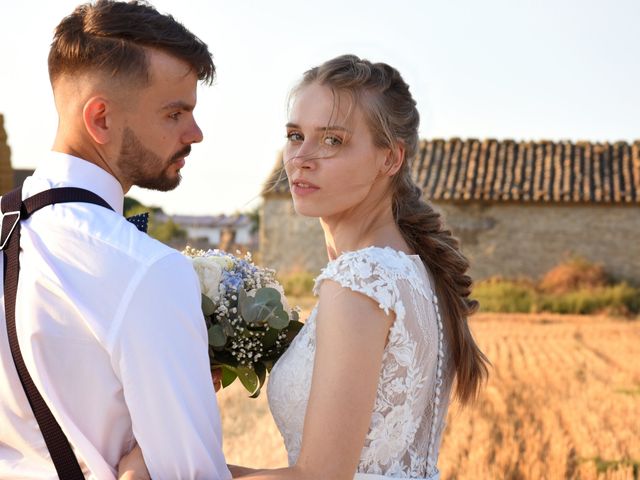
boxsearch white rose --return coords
[190,256,224,301]
[207,254,234,270]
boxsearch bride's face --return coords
[283,82,390,219]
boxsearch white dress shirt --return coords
[0,152,231,479]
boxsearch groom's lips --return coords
[171,147,192,170]
[172,146,192,166]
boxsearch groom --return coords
[0,1,230,479]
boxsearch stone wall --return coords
[0,114,13,194]
[261,194,640,285]
[436,202,640,284]
[259,195,326,275]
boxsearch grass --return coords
[280,258,640,317]
[277,271,316,298]
[473,279,535,313]
[589,456,640,478]
[474,279,640,316]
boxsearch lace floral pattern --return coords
[267,247,452,478]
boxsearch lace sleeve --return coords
[313,248,406,322]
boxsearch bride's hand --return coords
[118,443,150,480]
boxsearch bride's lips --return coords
[291,178,319,196]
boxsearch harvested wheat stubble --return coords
[218,313,640,480]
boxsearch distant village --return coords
[153,211,258,254]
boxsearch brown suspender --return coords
[1,186,114,479]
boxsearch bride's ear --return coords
[82,96,111,145]
[381,142,405,176]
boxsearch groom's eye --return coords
[169,112,182,121]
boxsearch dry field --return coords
[217,312,640,479]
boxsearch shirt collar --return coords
[33,152,125,215]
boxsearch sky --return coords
[1,0,639,215]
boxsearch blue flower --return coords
[223,270,244,291]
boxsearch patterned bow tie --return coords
[126,212,149,233]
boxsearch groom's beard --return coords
[117,127,191,192]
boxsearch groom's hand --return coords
[211,368,222,392]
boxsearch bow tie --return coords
[126,212,149,233]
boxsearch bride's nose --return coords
[288,144,318,169]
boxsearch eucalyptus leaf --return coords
[266,306,290,329]
[242,301,269,324]
[238,290,260,324]
[220,365,237,388]
[249,303,277,324]
[220,318,235,337]
[254,287,282,305]
[249,388,261,399]
[255,362,267,389]
[238,288,247,302]
[208,324,227,348]
[234,366,259,394]
[201,294,216,317]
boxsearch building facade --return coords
[261,138,640,284]
[157,212,257,253]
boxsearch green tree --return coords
[123,196,143,214]
[151,219,187,243]
[247,204,261,235]
[124,197,186,244]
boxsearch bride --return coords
[119,54,489,480]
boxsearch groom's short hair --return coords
[48,0,215,87]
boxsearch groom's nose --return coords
[183,117,204,144]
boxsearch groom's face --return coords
[115,49,203,191]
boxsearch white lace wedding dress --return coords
[268,247,453,480]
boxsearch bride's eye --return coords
[322,135,342,146]
[286,131,303,142]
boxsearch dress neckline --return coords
[333,245,421,262]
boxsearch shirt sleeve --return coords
[109,252,231,480]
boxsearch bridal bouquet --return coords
[183,247,303,397]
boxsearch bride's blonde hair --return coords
[295,54,489,404]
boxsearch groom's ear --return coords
[82,96,112,145]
